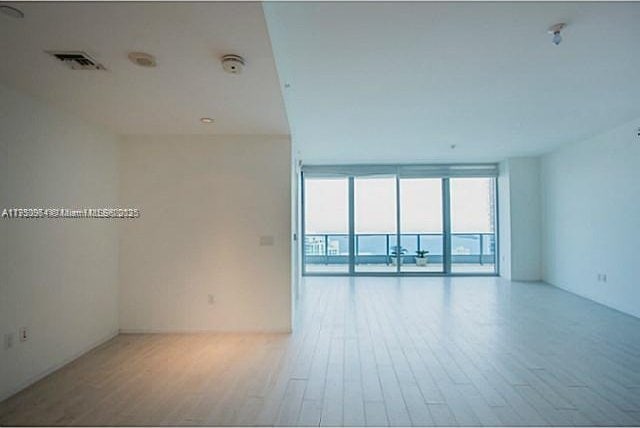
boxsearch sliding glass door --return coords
[301,165,498,276]
[354,176,397,273]
[450,177,497,274]
[399,178,444,273]
[303,177,349,273]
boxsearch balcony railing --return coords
[304,233,496,265]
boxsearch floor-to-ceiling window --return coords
[450,177,497,273]
[399,178,444,273]
[303,177,349,273]
[301,164,498,276]
[354,176,397,273]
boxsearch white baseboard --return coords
[546,280,640,320]
[119,327,292,334]
[0,329,119,403]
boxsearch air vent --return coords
[46,51,106,70]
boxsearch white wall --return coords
[541,117,640,318]
[498,157,542,281]
[0,84,120,401]
[509,157,542,281]
[118,135,292,333]
[291,154,301,319]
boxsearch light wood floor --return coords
[2,276,640,426]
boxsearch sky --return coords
[305,177,494,234]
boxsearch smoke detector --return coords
[221,54,245,74]
[46,51,106,70]
[128,52,157,68]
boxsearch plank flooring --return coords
[2,276,640,426]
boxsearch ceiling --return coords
[2,2,640,163]
[0,2,289,135]
[264,2,640,163]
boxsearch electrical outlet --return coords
[4,333,15,350]
[19,327,28,342]
[207,294,215,305]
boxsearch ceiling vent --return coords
[46,51,106,70]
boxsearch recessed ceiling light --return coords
[200,117,214,124]
[0,5,25,18]
[128,52,157,68]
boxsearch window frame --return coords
[301,164,499,277]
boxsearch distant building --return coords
[305,236,325,255]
